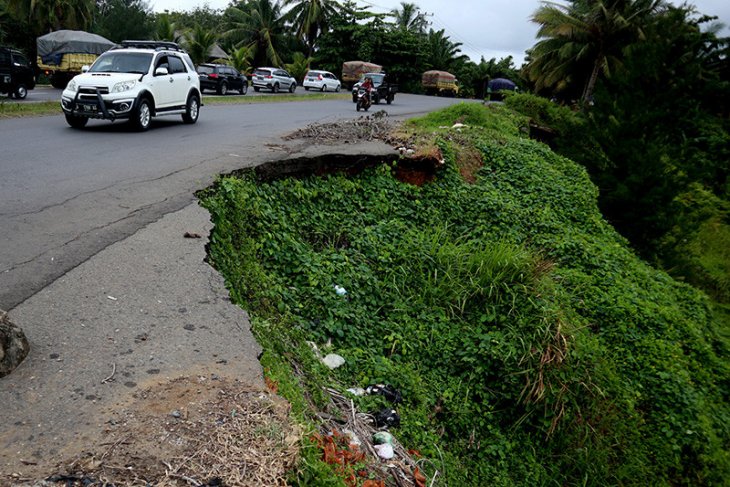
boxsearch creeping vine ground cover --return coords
[200,104,729,486]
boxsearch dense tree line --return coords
[519,0,729,304]
[0,0,518,95]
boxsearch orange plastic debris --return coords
[264,376,279,393]
[414,467,427,487]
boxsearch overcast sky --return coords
[149,0,730,65]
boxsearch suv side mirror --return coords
[81,65,90,73]
[155,67,169,76]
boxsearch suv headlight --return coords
[112,80,136,93]
[67,80,77,92]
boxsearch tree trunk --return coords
[581,56,604,109]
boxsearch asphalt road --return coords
[0,94,473,311]
[4,84,348,102]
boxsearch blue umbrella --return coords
[488,78,517,91]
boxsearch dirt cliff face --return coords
[0,310,29,378]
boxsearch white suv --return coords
[252,67,297,93]
[61,41,202,131]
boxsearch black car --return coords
[197,63,247,95]
[0,46,36,99]
[351,72,397,105]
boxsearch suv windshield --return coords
[90,52,153,74]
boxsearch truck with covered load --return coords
[421,70,459,97]
[37,30,115,88]
[341,60,381,89]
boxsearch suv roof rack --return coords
[115,40,185,52]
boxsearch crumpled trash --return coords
[344,428,362,447]
[366,384,402,404]
[373,408,400,428]
[333,284,347,296]
[374,442,394,459]
[346,387,366,396]
[322,353,346,369]
[373,431,393,445]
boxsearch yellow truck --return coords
[37,30,114,88]
[422,70,459,97]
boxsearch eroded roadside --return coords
[0,115,404,485]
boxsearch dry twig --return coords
[101,362,116,383]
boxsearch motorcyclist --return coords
[361,76,374,101]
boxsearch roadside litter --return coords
[366,384,402,403]
[320,387,438,485]
[323,353,346,369]
[373,408,400,428]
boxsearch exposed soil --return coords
[283,111,395,145]
[5,376,298,486]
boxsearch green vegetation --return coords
[2,0,728,483]
[199,103,729,485]
[0,99,59,117]
[515,3,730,310]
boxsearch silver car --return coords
[252,67,297,93]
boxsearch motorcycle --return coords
[356,87,371,112]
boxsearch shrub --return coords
[201,104,729,486]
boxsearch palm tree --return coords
[228,45,254,74]
[284,51,313,82]
[183,24,218,66]
[0,0,10,43]
[154,14,181,43]
[224,0,286,68]
[525,0,664,106]
[7,0,94,33]
[390,1,427,33]
[282,0,340,57]
[424,28,467,72]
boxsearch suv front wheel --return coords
[131,98,152,131]
[182,94,200,124]
[65,113,88,129]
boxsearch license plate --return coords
[80,104,96,112]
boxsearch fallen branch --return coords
[101,362,116,384]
